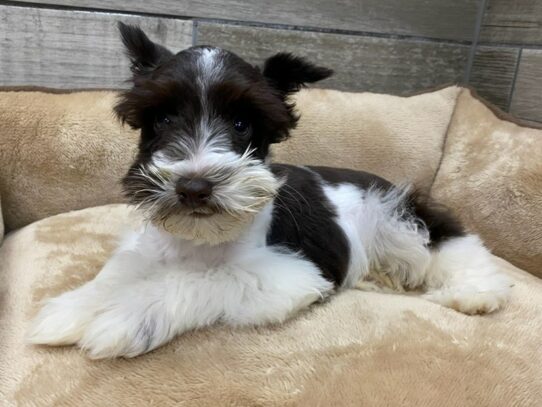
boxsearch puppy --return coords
[27,23,511,359]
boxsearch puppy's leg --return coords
[355,189,511,314]
[357,188,432,291]
[26,282,103,346]
[76,247,332,359]
[219,247,334,326]
[361,229,510,314]
[422,235,511,314]
[26,234,153,346]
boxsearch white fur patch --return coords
[323,184,430,289]
[197,48,221,80]
[196,47,223,100]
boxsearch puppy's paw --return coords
[423,272,512,315]
[79,302,168,359]
[26,288,97,346]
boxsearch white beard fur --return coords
[134,146,282,245]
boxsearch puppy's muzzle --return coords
[175,177,214,209]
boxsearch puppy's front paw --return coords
[26,288,97,346]
[79,302,168,359]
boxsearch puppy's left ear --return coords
[263,53,333,95]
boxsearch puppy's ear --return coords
[263,53,332,95]
[118,22,173,74]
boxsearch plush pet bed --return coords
[0,86,541,406]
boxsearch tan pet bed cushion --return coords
[1,204,541,406]
[431,89,542,277]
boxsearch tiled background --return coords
[1,0,541,123]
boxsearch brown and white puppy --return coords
[27,23,511,359]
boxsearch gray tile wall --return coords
[0,5,192,88]
[196,23,470,95]
[1,0,541,122]
[471,0,542,122]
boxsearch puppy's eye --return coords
[233,117,250,134]
[155,114,172,126]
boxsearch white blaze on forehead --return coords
[195,47,225,143]
[197,48,223,83]
[199,48,218,70]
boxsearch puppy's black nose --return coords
[175,177,213,208]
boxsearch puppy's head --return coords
[116,22,332,245]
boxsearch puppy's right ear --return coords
[118,22,173,74]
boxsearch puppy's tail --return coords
[422,234,512,314]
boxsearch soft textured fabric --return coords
[431,89,542,277]
[273,86,461,191]
[0,86,460,232]
[1,204,541,406]
[0,89,139,232]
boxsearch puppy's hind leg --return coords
[355,187,433,292]
[357,189,511,314]
[408,193,511,314]
[422,235,511,314]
